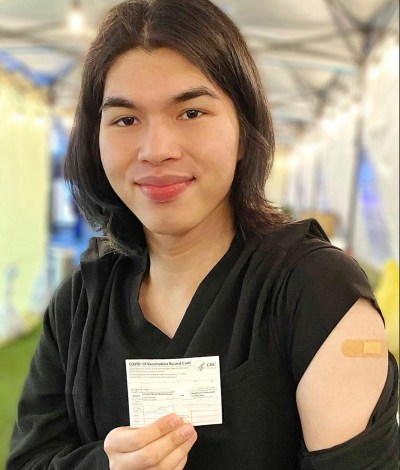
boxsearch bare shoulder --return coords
[296,297,388,452]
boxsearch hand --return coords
[104,414,198,469]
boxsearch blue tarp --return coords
[0,50,54,86]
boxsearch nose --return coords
[137,119,182,164]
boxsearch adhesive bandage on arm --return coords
[341,339,387,358]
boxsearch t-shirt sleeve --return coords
[271,242,399,468]
[6,272,109,469]
[275,243,383,386]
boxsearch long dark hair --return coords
[65,0,291,255]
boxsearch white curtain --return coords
[353,36,399,267]
[283,33,399,268]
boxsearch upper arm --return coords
[296,297,388,452]
[8,295,75,468]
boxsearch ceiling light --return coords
[35,115,47,127]
[13,111,26,124]
[68,0,85,33]
[384,43,399,70]
[368,63,379,81]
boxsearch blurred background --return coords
[0,0,398,464]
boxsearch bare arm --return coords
[296,297,388,451]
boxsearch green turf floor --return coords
[0,323,42,468]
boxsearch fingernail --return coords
[180,424,195,439]
[169,416,183,429]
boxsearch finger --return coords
[161,429,197,469]
[129,423,197,468]
[174,455,189,470]
[104,414,183,453]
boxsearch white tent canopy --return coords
[0,0,398,145]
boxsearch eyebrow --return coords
[100,86,219,113]
[171,86,219,104]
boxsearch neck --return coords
[144,212,236,293]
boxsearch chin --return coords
[142,218,195,238]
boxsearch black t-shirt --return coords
[8,219,399,469]
[90,221,397,469]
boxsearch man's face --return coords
[99,47,240,238]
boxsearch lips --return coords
[135,175,194,202]
[135,175,192,186]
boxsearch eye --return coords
[114,116,138,127]
[181,109,204,120]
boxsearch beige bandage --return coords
[341,339,387,358]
